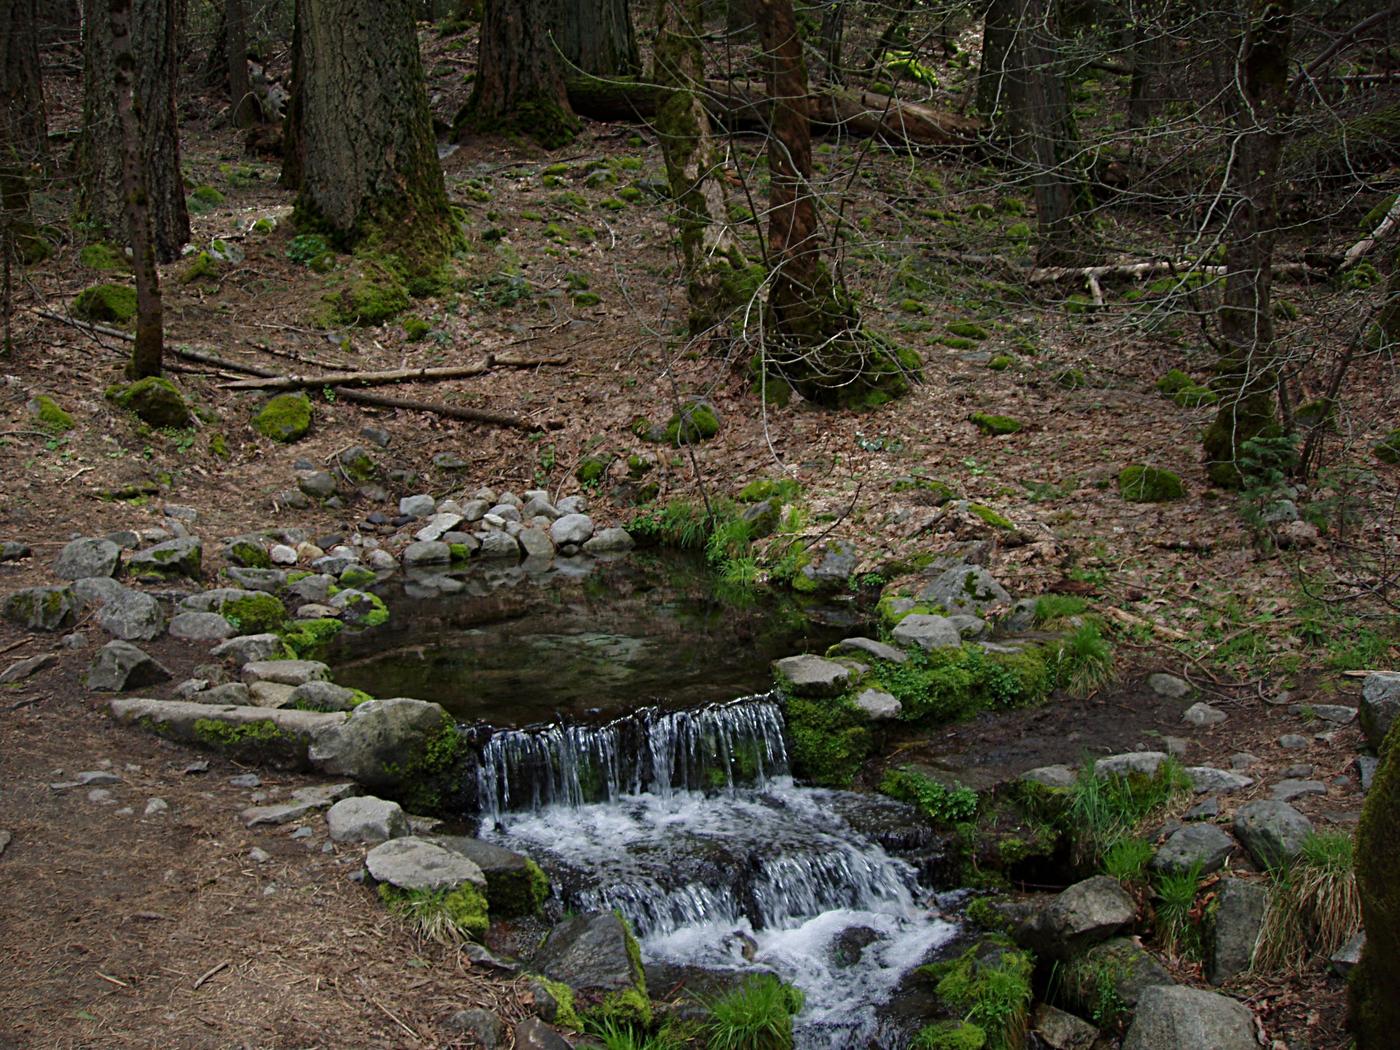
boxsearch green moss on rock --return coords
[280,617,345,660]
[1373,428,1400,465]
[106,377,193,429]
[73,283,137,324]
[323,262,411,326]
[1118,465,1185,502]
[575,453,613,484]
[968,504,1014,530]
[665,402,720,446]
[219,593,287,634]
[969,413,1021,436]
[784,693,871,788]
[252,393,314,443]
[227,540,271,569]
[187,185,225,213]
[378,881,489,941]
[78,243,127,270]
[28,395,74,433]
[947,321,990,341]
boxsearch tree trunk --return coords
[557,0,638,77]
[1352,722,1400,1049]
[291,0,455,272]
[818,1,845,85]
[1202,0,1293,487]
[108,0,163,378]
[1006,0,1089,267]
[653,0,747,335]
[757,0,915,409]
[225,0,255,127]
[279,0,305,189]
[459,0,578,149]
[81,0,189,261]
[36,0,78,44]
[976,0,1016,117]
[2,0,49,268]
[860,0,915,74]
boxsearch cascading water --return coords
[473,696,959,1048]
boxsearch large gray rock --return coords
[891,613,962,651]
[168,611,235,641]
[517,527,554,559]
[436,836,548,917]
[853,688,901,720]
[1060,937,1173,1018]
[583,527,634,554]
[1149,824,1235,875]
[2,585,77,631]
[127,537,202,579]
[399,494,435,519]
[87,640,172,692]
[829,637,907,665]
[532,912,646,1007]
[772,654,851,698]
[918,563,1011,616]
[242,659,329,686]
[72,577,164,641]
[288,680,359,712]
[110,697,345,770]
[1122,986,1257,1050]
[549,513,594,547]
[211,633,285,667]
[415,513,464,543]
[1095,752,1167,778]
[54,537,121,580]
[798,540,859,592]
[477,531,520,559]
[1017,876,1137,960]
[308,697,452,788]
[326,795,409,843]
[1233,800,1313,869]
[1360,671,1400,750]
[1207,877,1266,985]
[364,836,485,891]
[403,541,451,567]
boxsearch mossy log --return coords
[565,75,982,148]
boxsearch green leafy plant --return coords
[701,973,804,1050]
[918,943,1033,1050]
[881,766,979,823]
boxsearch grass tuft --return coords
[701,973,804,1050]
[1153,862,1205,960]
[1254,831,1361,972]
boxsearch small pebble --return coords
[248,847,272,864]
[77,770,120,785]
[289,827,313,840]
[144,798,168,816]
[87,788,115,804]
[262,884,277,896]
[248,791,268,802]
[184,760,210,775]
[229,774,262,788]
[321,842,334,854]
[61,633,86,649]
[114,807,134,816]
[1230,752,1260,770]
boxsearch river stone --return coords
[772,654,851,698]
[72,578,164,640]
[403,540,451,566]
[328,589,383,626]
[0,541,30,561]
[948,614,988,639]
[436,836,547,917]
[399,494,436,519]
[513,1017,572,1050]
[364,836,485,892]
[193,682,252,706]
[179,587,259,614]
[445,1008,507,1048]
[242,659,329,686]
[1186,767,1253,794]
[517,527,554,559]
[211,633,285,667]
[311,554,355,577]
[366,548,397,571]
[521,496,558,520]
[1207,877,1267,984]
[326,795,409,843]
[2,586,77,631]
[556,495,586,515]
[583,527,635,554]
[891,613,961,651]
[1330,931,1365,976]
[1030,1003,1098,1050]
[1061,937,1174,1017]
[550,513,594,547]
[1149,824,1235,875]
[1147,672,1191,698]
[250,681,296,708]
[1122,986,1257,1050]
[1271,778,1327,802]
[288,680,359,712]
[415,513,463,543]
[829,637,907,665]
[1095,752,1167,778]
[270,543,298,565]
[917,563,1011,616]
[798,540,859,591]
[461,499,489,522]
[1360,671,1400,750]
[168,612,235,641]
[1278,732,1310,749]
[87,640,172,692]
[0,653,55,684]
[1021,765,1077,789]
[226,567,286,593]
[308,697,452,788]
[533,911,646,1006]
[478,531,520,559]
[1289,702,1356,725]
[1016,875,1136,960]
[853,688,902,721]
[1233,800,1313,869]
[127,537,202,579]
[288,574,335,604]
[53,537,121,580]
[1183,702,1227,726]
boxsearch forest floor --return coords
[1,24,1395,1050]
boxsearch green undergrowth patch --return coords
[784,692,872,788]
[1254,830,1361,971]
[382,723,470,815]
[279,617,345,660]
[377,881,488,943]
[881,766,979,823]
[701,972,804,1050]
[218,592,286,634]
[916,940,1033,1050]
[1153,862,1206,960]
[1064,758,1192,868]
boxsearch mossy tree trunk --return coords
[1202,0,1293,487]
[80,0,188,262]
[459,0,579,150]
[756,0,915,409]
[288,0,455,272]
[108,0,164,378]
[558,0,639,77]
[653,0,747,335]
[1005,0,1090,267]
[1351,720,1400,1048]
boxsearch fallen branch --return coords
[220,354,568,391]
[1100,605,1191,642]
[1343,193,1400,269]
[1028,259,1331,284]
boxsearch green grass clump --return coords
[1052,622,1115,697]
[1118,465,1185,502]
[918,943,1032,1050]
[378,881,488,943]
[1153,862,1205,959]
[1032,594,1088,625]
[1255,830,1361,972]
[881,766,978,823]
[969,413,1021,436]
[1066,758,1190,867]
[1102,837,1154,884]
[702,973,803,1050]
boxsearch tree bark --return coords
[108,0,163,378]
[2,0,49,269]
[81,0,189,261]
[459,0,578,149]
[1202,0,1293,487]
[976,0,1016,117]
[818,1,845,85]
[557,0,639,77]
[653,0,747,335]
[279,0,306,189]
[291,0,455,271]
[225,0,255,127]
[756,0,914,408]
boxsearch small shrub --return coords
[1053,622,1115,697]
[881,766,979,823]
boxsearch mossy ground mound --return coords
[106,377,193,429]
[1118,465,1185,502]
[970,413,1022,436]
[27,395,74,433]
[252,393,314,443]
[73,283,137,324]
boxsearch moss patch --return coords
[78,243,127,270]
[382,723,469,815]
[665,402,720,446]
[279,617,345,660]
[1118,465,1185,502]
[219,593,287,634]
[1373,428,1400,465]
[252,393,314,443]
[322,261,411,327]
[378,881,489,942]
[918,941,1033,1050]
[28,395,74,433]
[106,377,193,429]
[73,283,137,324]
[969,413,1021,436]
[783,692,872,788]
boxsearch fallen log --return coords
[1028,260,1331,284]
[565,75,982,148]
[1343,193,1400,269]
[220,353,568,391]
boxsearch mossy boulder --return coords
[2,585,77,631]
[107,376,193,429]
[969,413,1021,436]
[665,401,720,446]
[27,395,74,433]
[73,283,137,324]
[575,453,614,485]
[252,393,314,443]
[78,243,128,271]
[1373,428,1400,465]
[1351,719,1400,1047]
[1118,465,1185,502]
[187,185,225,213]
[531,912,651,1028]
[218,592,287,634]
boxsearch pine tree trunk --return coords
[653,0,746,335]
[1202,0,1293,487]
[81,0,189,261]
[292,0,454,271]
[459,0,578,149]
[757,0,915,409]
[109,0,163,378]
[2,0,49,265]
[279,0,306,189]
[225,0,255,127]
[976,0,1015,117]
[557,0,638,77]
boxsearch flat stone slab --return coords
[829,637,907,664]
[211,633,285,667]
[1186,767,1253,794]
[772,654,851,698]
[1122,985,1258,1050]
[891,613,962,651]
[365,836,486,892]
[1271,779,1327,802]
[241,659,330,686]
[168,612,235,641]
[1289,703,1355,725]
[0,653,56,684]
[1095,752,1167,778]
[110,697,345,769]
[1149,824,1235,875]
[1021,765,1077,789]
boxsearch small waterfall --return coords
[474,694,790,822]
